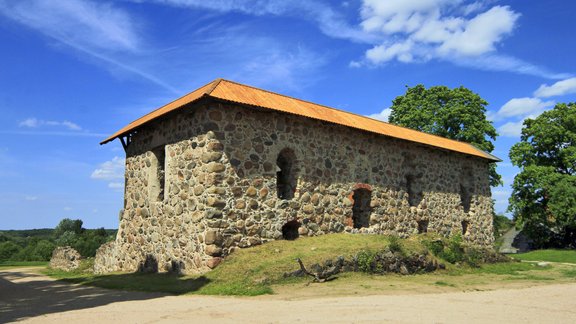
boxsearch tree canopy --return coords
[54,218,84,237]
[389,85,501,186]
[508,102,576,247]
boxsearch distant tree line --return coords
[0,218,116,262]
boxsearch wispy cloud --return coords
[237,46,326,92]
[492,97,554,121]
[0,0,179,93]
[534,77,576,98]
[19,118,82,131]
[0,0,141,52]
[91,156,125,191]
[91,156,125,181]
[0,131,108,137]
[138,0,375,43]
[453,54,572,80]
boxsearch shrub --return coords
[356,250,377,273]
[0,241,21,261]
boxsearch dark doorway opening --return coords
[277,148,297,200]
[460,184,471,213]
[282,220,300,240]
[461,220,469,236]
[352,188,371,229]
[417,220,429,234]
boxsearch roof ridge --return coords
[214,79,484,154]
[205,78,224,95]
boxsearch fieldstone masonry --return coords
[50,246,82,271]
[94,101,494,274]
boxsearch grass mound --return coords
[43,234,530,296]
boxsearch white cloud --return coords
[494,97,554,120]
[0,0,141,53]
[498,113,541,138]
[367,108,392,122]
[534,77,576,98]
[358,1,520,65]
[91,157,125,181]
[365,40,416,64]
[19,118,82,131]
[25,196,38,201]
[350,0,570,78]
[498,120,525,137]
[63,207,73,211]
[438,6,518,56]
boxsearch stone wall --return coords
[50,246,82,271]
[95,101,494,274]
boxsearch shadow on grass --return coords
[0,268,209,323]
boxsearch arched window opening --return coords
[461,220,469,236]
[282,220,300,240]
[149,146,165,202]
[417,220,429,234]
[276,148,297,200]
[352,188,372,229]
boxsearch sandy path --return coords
[1,267,575,323]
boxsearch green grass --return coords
[41,234,574,296]
[513,249,576,264]
[473,261,550,275]
[0,261,49,268]
[191,233,424,295]
[561,269,576,278]
[43,234,426,296]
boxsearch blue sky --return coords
[1,0,575,230]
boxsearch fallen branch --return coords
[296,258,341,283]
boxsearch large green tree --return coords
[509,103,576,247]
[389,85,501,186]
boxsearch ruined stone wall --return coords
[94,101,494,274]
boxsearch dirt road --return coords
[1,267,575,323]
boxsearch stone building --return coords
[94,79,499,274]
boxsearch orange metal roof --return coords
[101,79,500,162]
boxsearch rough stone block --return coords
[206,257,222,269]
[204,230,223,245]
[205,244,223,256]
